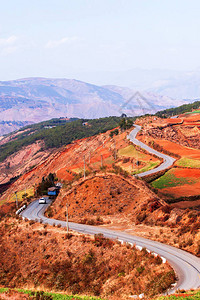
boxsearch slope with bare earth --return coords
[45,171,200,257]
[0,217,175,300]
[0,127,159,206]
[2,121,198,257]
[0,141,52,185]
[0,116,199,266]
[137,113,200,150]
[48,174,160,225]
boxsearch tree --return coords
[36,173,56,196]
[119,118,133,130]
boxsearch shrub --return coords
[136,212,146,223]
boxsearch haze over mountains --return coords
[0,75,197,135]
[77,68,200,99]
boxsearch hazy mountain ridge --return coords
[0,77,193,135]
[0,120,32,136]
[78,68,200,99]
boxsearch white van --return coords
[39,197,46,204]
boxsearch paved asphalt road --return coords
[20,126,200,294]
[127,125,176,177]
[21,198,200,294]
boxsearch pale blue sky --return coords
[0,0,200,81]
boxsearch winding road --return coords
[20,125,200,294]
[21,199,200,294]
[127,125,176,177]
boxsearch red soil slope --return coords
[49,174,159,224]
[0,129,157,205]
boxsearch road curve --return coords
[127,125,176,177]
[21,199,200,294]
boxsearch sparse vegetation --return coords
[0,218,175,299]
[0,288,104,299]
[9,186,34,206]
[109,128,119,138]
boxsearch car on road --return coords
[39,197,46,204]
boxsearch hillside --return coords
[0,77,191,135]
[0,116,121,163]
[0,116,199,258]
[0,105,200,298]
[1,99,199,183]
[156,100,200,117]
[47,174,160,224]
[0,120,32,136]
[0,217,175,299]
[136,111,200,202]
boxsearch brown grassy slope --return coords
[47,173,200,257]
[0,218,175,299]
[48,174,161,224]
[132,201,200,257]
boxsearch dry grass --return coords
[0,217,175,299]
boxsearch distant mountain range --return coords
[0,77,194,135]
[149,71,200,99]
[76,68,200,99]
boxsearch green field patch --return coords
[118,145,145,159]
[152,169,197,189]
[185,109,200,115]
[134,161,160,175]
[176,157,200,168]
[9,187,34,203]
[0,187,35,206]
[0,288,8,293]
[0,288,104,300]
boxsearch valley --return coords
[1,2,200,299]
[0,103,200,299]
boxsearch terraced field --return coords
[152,168,200,198]
[152,168,197,189]
[175,157,200,168]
